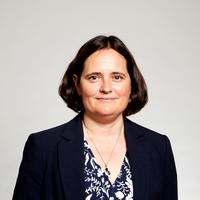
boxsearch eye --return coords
[87,74,100,82]
[113,74,124,81]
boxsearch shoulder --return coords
[125,117,172,154]
[125,117,166,139]
[27,123,67,148]
[26,114,82,152]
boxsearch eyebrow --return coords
[85,72,101,77]
[85,72,126,76]
[112,72,126,76]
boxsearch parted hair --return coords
[59,35,148,116]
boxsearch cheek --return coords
[113,83,131,97]
[79,83,99,98]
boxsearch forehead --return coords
[83,48,127,73]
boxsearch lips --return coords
[95,97,119,101]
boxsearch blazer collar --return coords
[61,112,84,141]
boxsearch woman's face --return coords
[76,48,131,120]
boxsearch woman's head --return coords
[59,35,148,116]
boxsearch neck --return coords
[83,113,124,138]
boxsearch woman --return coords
[13,35,178,200]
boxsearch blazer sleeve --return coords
[12,134,44,200]
[162,135,178,200]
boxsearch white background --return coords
[0,0,199,199]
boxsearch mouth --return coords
[95,97,119,101]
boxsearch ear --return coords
[73,74,81,95]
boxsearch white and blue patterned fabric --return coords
[84,140,134,200]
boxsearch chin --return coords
[94,109,123,118]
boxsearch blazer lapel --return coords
[125,118,149,200]
[58,114,85,200]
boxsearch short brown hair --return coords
[59,35,148,116]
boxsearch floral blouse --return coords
[84,140,134,200]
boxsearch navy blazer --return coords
[13,114,178,200]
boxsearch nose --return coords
[99,77,112,94]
